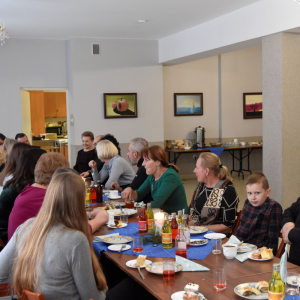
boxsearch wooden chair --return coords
[228,210,242,237]
[0,283,11,297]
[0,237,6,248]
[18,289,46,300]
[275,232,285,258]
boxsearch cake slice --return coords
[184,283,199,294]
[255,281,269,293]
[136,255,147,267]
[260,248,273,259]
[114,220,122,227]
[183,292,198,300]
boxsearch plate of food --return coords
[108,209,137,216]
[126,255,151,269]
[203,233,226,239]
[248,247,273,261]
[107,220,127,229]
[237,243,258,253]
[110,201,125,206]
[108,244,131,252]
[190,239,208,246]
[171,291,206,300]
[93,204,116,211]
[102,235,133,244]
[189,226,208,235]
[145,261,183,274]
[234,282,268,299]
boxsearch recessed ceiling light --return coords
[138,20,147,23]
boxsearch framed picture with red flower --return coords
[104,93,137,119]
[243,93,263,119]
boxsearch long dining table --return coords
[91,202,297,300]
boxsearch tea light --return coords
[154,211,165,235]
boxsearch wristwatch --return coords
[89,212,92,220]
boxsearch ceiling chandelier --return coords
[0,22,9,46]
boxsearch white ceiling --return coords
[1,0,260,40]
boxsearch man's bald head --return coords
[93,135,104,148]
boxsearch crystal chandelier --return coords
[0,22,9,46]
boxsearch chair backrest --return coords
[228,210,242,237]
[0,283,11,297]
[275,232,285,258]
[0,237,6,248]
[19,288,46,300]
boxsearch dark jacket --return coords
[282,197,300,266]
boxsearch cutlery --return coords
[137,266,145,279]
[118,203,123,214]
[118,244,126,252]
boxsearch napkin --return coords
[176,255,209,271]
[93,233,119,242]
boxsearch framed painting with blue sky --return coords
[174,93,203,116]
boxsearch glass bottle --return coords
[170,212,178,247]
[177,210,183,225]
[89,181,97,204]
[139,204,148,234]
[268,263,285,300]
[97,180,103,203]
[162,213,172,249]
[85,181,90,205]
[183,214,190,249]
[175,224,187,258]
[146,203,154,233]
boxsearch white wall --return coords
[67,38,164,165]
[0,38,68,138]
[221,46,262,138]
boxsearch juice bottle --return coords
[170,212,178,247]
[139,204,148,234]
[89,181,97,204]
[96,180,103,203]
[177,210,183,225]
[85,181,90,205]
[175,224,187,258]
[268,263,285,300]
[162,213,172,249]
[183,214,190,249]
[146,203,154,233]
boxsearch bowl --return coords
[210,143,222,147]
[184,146,192,150]
[240,142,246,146]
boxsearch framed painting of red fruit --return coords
[104,93,137,118]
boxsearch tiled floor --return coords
[182,170,262,211]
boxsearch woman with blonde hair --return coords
[0,172,107,299]
[190,152,239,234]
[90,140,135,190]
[3,138,17,157]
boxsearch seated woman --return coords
[0,147,46,244]
[91,140,135,190]
[3,138,17,157]
[190,152,239,234]
[73,131,98,177]
[0,142,31,195]
[121,145,189,214]
[0,171,156,300]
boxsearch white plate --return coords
[107,223,128,229]
[108,244,131,252]
[189,226,208,235]
[145,262,183,274]
[110,201,125,206]
[204,233,226,239]
[109,209,137,216]
[126,259,152,269]
[247,251,273,261]
[234,283,268,299]
[102,235,133,244]
[171,291,205,300]
[109,195,122,200]
[238,244,258,253]
[190,239,208,246]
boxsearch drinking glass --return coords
[211,238,222,254]
[120,214,128,225]
[163,261,175,282]
[125,199,135,209]
[133,236,143,253]
[213,268,226,290]
[285,272,299,296]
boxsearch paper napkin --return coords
[176,255,209,271]
[93,233,119,242]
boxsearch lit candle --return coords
[154,211,165,235]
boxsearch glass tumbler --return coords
[211,238,222,254]
[213,268,226,290]
[285,272,299,296]
[163,261,175,282]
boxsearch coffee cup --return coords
[109,190,118,198]
[222,243,238,259]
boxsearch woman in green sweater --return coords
[122,145,188,214]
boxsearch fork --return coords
[118,244,126,252]
[118,203,123,214]
[137,266,145,279]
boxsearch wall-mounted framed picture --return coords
[243,93,263,119]
[174,93,203,116]
[104,93,137,119]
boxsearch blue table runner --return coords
[198,147,226,157]
[93,223,214,260]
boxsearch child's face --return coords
[246,182,271,207]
